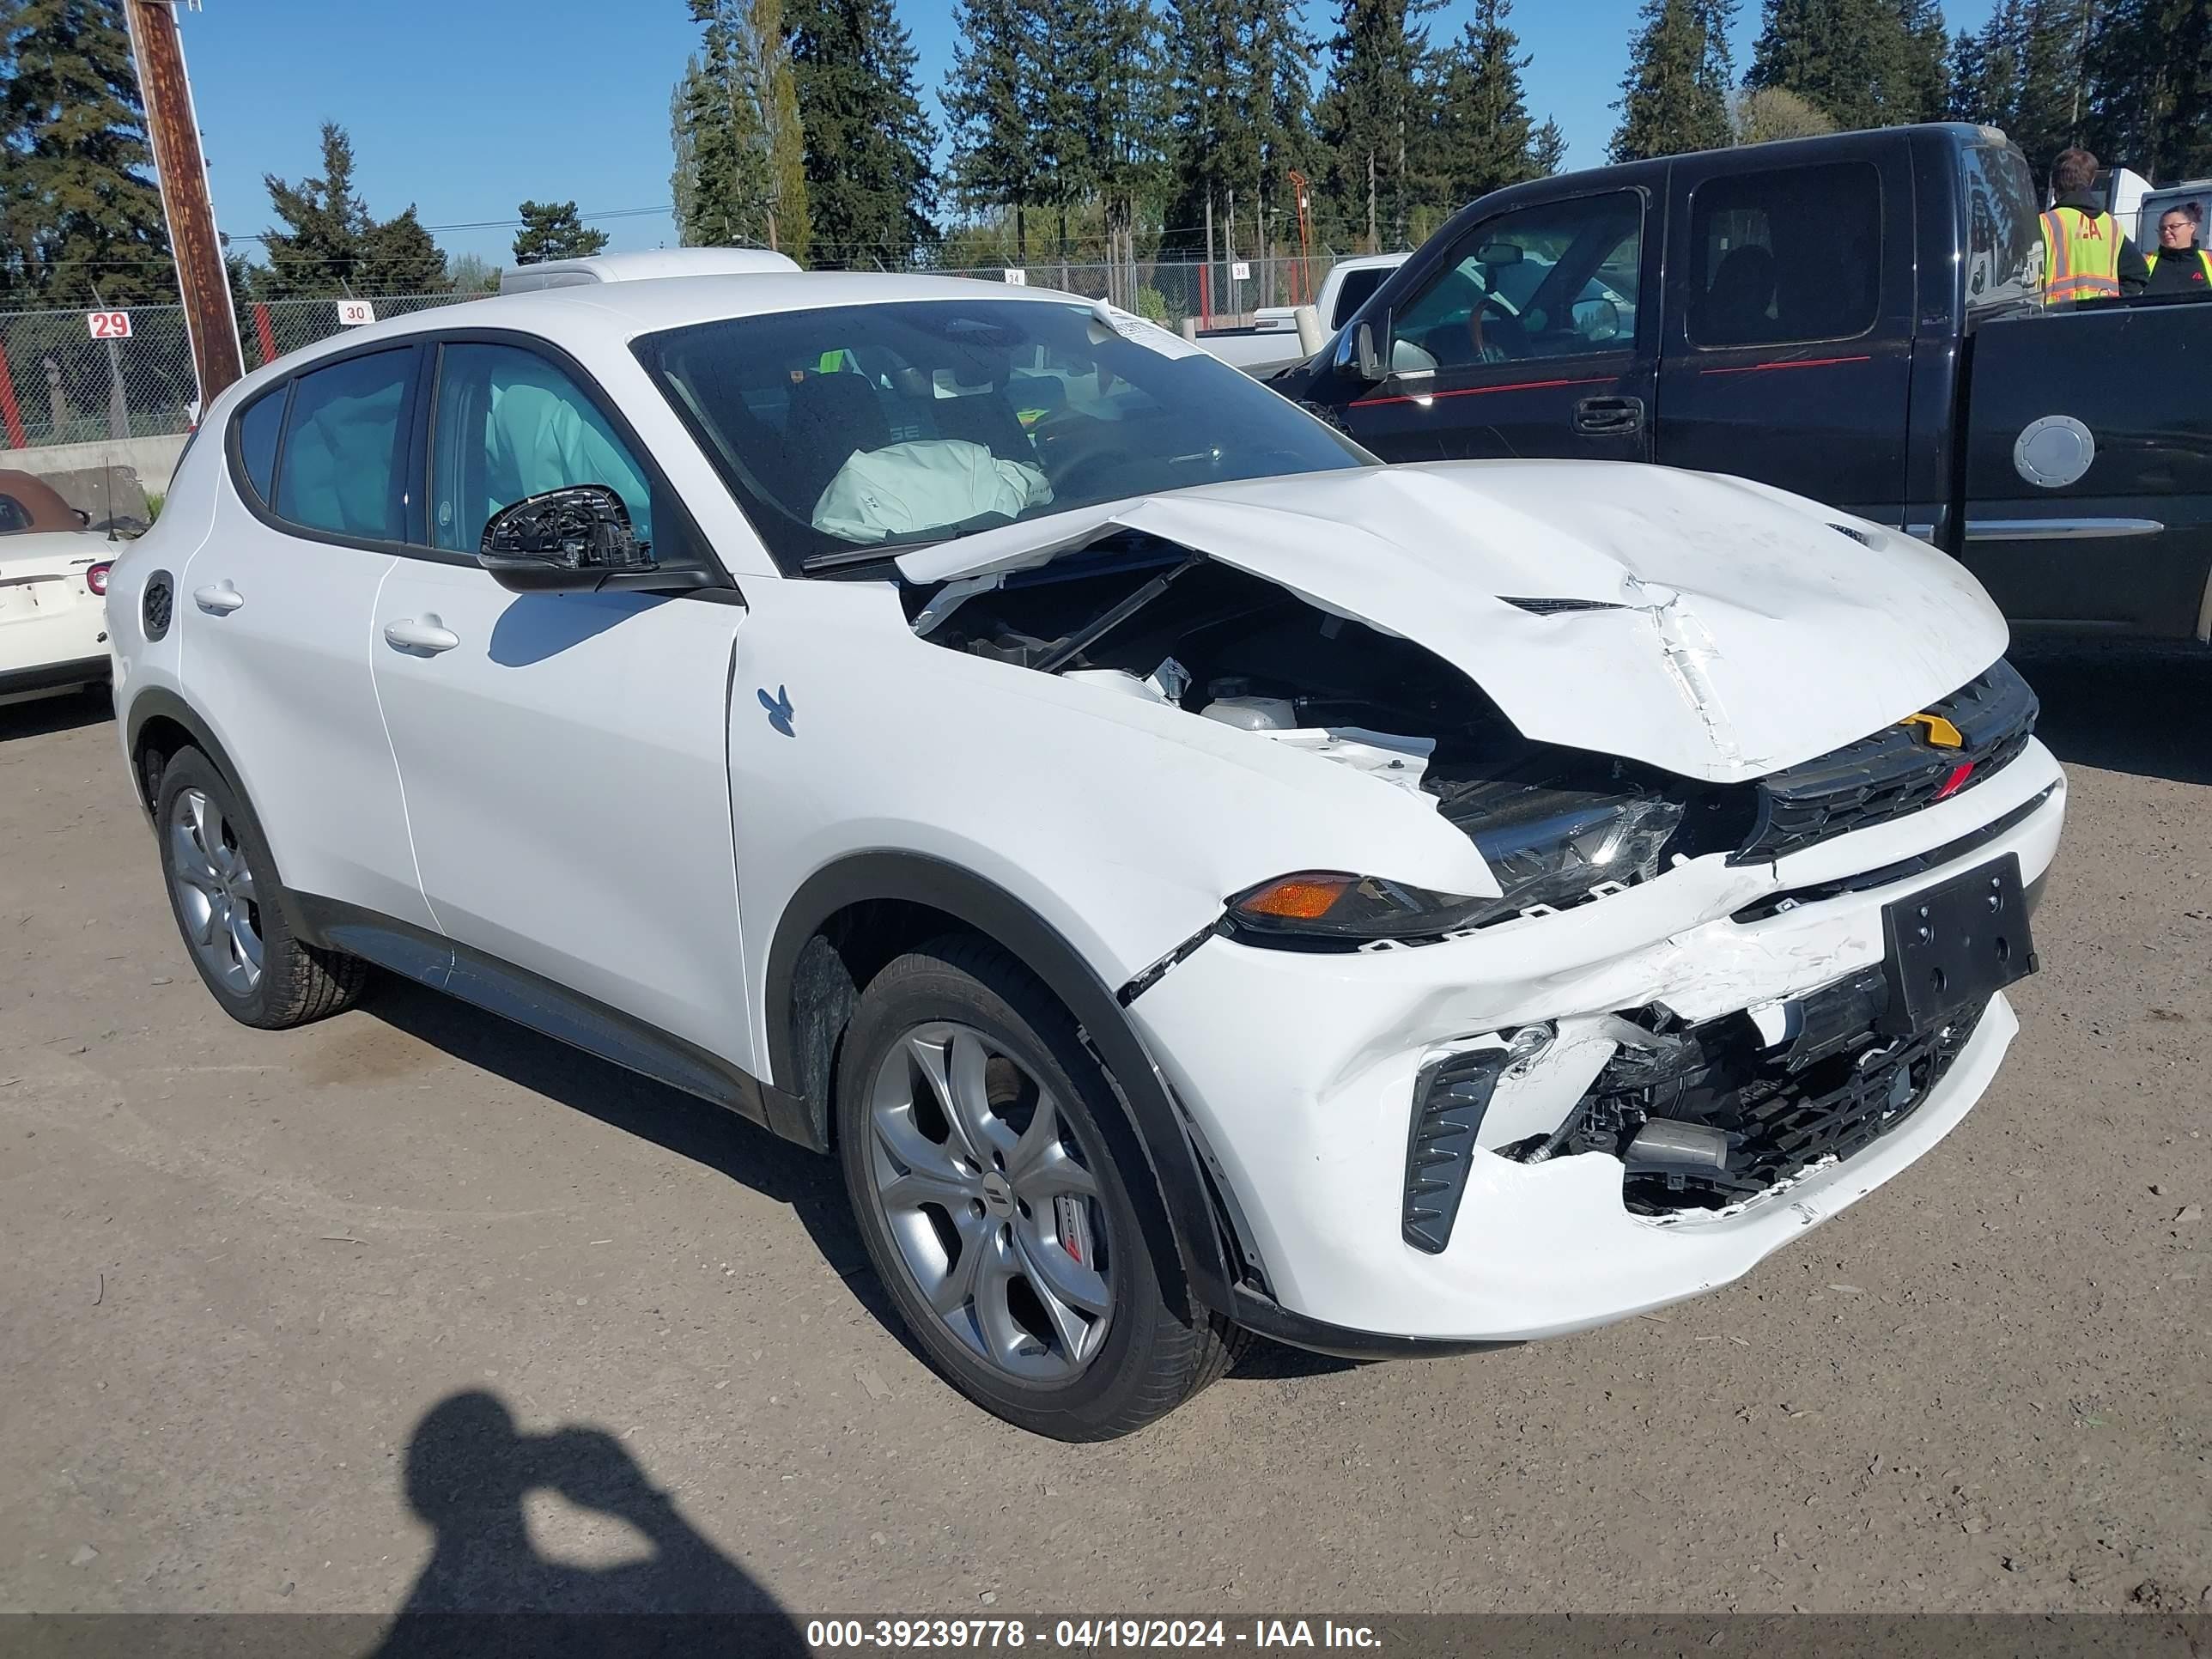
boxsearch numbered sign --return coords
[335,299,378,327]
[87,311,133,340]
[1001,269,1027,286]
[1231,261,1251,282]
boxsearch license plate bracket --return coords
[1879,853,2035,1034]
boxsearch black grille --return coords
[1500,595,1626,616]
[1552,979,1986,1215]
[1732,661,2038,865]
[1402,1048,1510,1254]
[142,573,173,641]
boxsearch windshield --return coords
[635,297,1372,572]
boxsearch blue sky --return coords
[179,0,2000,270]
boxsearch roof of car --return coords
[0,469,82,533]
[217,271,1091,404]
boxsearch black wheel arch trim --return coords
[764,851,1239,1318]
[1228,1285,1521,1361]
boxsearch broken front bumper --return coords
[1126,738,2065,1343]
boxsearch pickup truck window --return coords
[1392,191,1643,370]
[1962,144,2043,307]
[1687,161,1881,349]
[1331,266,1392,329]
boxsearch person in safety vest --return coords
[2039,148,2148,305]
[2145,204,2212,297]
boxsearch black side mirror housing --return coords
[477,485,673,593]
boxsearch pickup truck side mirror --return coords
[1352,308,1394,384]
[478,484,659,593]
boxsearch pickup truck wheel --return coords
[836,937,1243,1439]
[154,748,368,1030]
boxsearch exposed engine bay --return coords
[914,534,1753,935]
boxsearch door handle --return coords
[192,581,244,615]
[1572,395,1645,436]
[382,616,460,655]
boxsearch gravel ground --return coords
[1,651,2206,1622]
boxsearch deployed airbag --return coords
[813,438,1054,543]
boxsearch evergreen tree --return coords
[2083,0,2212,183]
[1528,117,1567,177]
[1745,0,1918,131]
[512,200,610,265]
[787,0,937,266]
[1243,0,1320,258]
[945,0,1042,258]
[1066,0,1169,252]
[1611,0,1734,161]
[1434,0,1535,210]
[674,0,810,260]
[1313,0,1439,251]
[1947,2,2026,125]
[1161,0,1249,252]
[258,125,447,296]
[2008,0,2093,169]
[0,0,173,306]
[1897,0,1952,122]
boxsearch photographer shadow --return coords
[370,1390,808,1658]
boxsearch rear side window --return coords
[274,350,415,542]
[1688,161,1881,348]
[234,386,286,506]
[0,495,28,534]
[1962,144,2043,307]
[1331,265,1391,329]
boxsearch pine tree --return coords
[2008,0,2094,171]
[1434,0,1535,210]
[1528,117,1566,177]
[674,0,810,260]
[945,0,1042,258]
[359,207,448,292]
[1162,0,1249,252]
[259,124,447,296]
[1897,0,1952,122]
[1066,0,1169,253]
[512,201,610,265]
[1243,0,1320,261]
[0,0,173,306]
[1947,2,2026,125]
[1746,0,1919,131]
[2083,0,2212,183]
[1314,0,1439,252]
[1611,0,1734,161]
[787,0,937,266]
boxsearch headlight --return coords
[1228,795,1684,947]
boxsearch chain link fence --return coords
[0,259,1345,454]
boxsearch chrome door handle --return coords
[382,617,460,655]
[192,582,244,614]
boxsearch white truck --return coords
[1192,253,1408,374]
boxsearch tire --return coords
[836,936,1243,1439]
[153,746,368,1030]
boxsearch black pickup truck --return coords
[1274,123,2212,644]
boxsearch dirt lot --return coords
[2,651,2207,1623]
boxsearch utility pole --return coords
[125,0,244,410]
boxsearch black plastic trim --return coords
[0,655,108,698]
[1228,1285,1519,1360]
[764,852,1237,1316]
[291,894,809,1140]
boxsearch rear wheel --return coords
[154,747,367,1029]
[836,937,1242,1438]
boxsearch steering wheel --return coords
[1468,295,1528,365]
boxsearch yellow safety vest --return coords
[2144,248,2212,289]
[2039,207,2124,305]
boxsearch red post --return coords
[253,302,277,368]
[1200,265,1212,330]
[0,347,24,449]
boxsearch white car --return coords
[106,266,2064,1438]
[1,470,114,707]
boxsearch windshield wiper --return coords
[800,509,1019,574]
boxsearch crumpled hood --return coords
[896,459,2008,782]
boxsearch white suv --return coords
[107,269,2064,1438]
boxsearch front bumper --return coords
[1127,739,2065,1343]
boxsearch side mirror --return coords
[1571,296,1623,343]
[1352,308,1394,384]
[477,485,656,592]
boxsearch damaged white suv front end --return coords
[890,458,2061,1349]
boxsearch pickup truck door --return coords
[1653,146,1917,520]
[368,337,757,1073]
[1335,186,1656,465]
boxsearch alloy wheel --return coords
[866,1021,1114,1382]
[168,787,264,996]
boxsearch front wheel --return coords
[836,937,1242,1439]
